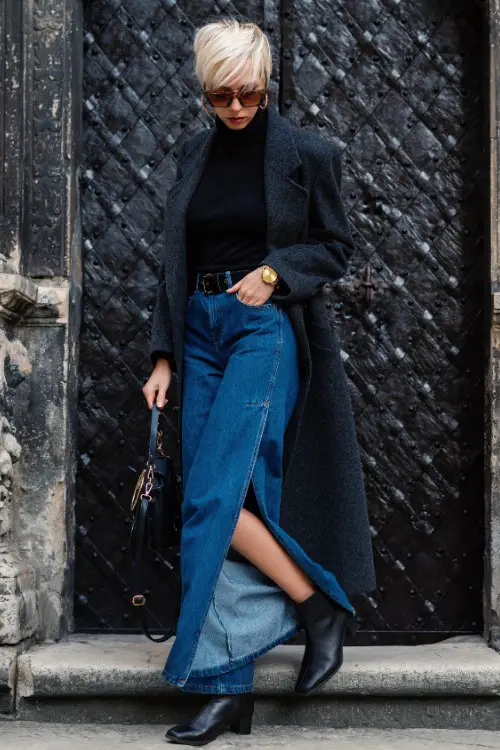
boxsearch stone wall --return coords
[0,0,82,647]
[0,315,35,644]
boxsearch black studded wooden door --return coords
[76,0,487,643]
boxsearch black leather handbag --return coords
[130,402,182,642]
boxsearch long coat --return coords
[150,105,376,598]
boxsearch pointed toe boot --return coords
[165,693,254,746]
[294,591,358,694]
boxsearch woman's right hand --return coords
[143,359,172,410]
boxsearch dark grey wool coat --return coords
[150,105,376,598]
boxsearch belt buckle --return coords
[200,273,214,295]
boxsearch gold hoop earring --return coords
[259,92,269,110]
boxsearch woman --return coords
[143,17,376,746]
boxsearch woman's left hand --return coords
[226,267,275,306]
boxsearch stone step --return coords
[9,634,500,729]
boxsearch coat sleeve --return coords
[149,142,188,370]
[149,258,176,370]
[261,144,355,304]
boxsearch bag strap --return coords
[148,402,161,460]
[130,404,176,643]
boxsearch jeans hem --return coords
[163,623,299,683]
[179,683,254,695]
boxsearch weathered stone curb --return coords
[6,634,500,728]
[14,633,500,698]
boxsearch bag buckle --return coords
[130,463,154,513]
[132,594,146,607]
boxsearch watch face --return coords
[263,266,277,283]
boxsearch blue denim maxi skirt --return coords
[163,271,355,694]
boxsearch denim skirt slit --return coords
[162,270,355,693]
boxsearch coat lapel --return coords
[264,106,309,249]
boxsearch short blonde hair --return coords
[193,18,272,91]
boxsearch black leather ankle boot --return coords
[294,591,358,694]
[165,693,254,746]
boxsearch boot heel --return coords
[231,712,253,735]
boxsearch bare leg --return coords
[230,508,316,603]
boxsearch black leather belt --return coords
[195,269,255,295]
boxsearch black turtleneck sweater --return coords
[186,105,268,274]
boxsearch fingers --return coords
[228,269,273,302]
[225,278,243,293]
[229,281,263,303]
[236,285,274,305]
[239,294,271,305]
[142,381,169,411]
[156,387,168,409]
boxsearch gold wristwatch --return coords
[261,265,279,285]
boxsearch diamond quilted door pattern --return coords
[77,0,487,642]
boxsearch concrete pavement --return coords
[2,724,500,749]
